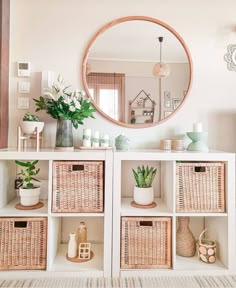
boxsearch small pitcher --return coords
[198,228,216,263]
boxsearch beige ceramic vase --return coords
[176,216,196,257]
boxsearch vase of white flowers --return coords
[34,75,95,150]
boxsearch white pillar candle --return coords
[193,122,202,132]
[101,134,110,147]
[92,130,100,147]
[83,128,91,147]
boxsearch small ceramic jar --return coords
[115,134,129,151]
[160,139,172,150]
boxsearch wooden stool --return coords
[17,126,43,151]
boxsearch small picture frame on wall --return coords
[164,91,171,100]
[164,100,171,108]
[164,111,172,118]
[173,99,181,110]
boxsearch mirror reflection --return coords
[82,17,192,128]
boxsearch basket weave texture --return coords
[121,217,172,269]
[176,162,225,212]
[0,217,47,270]
[52,161,104,213]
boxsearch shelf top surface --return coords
[0,148,112,160]
[114,149,235,161]
[0,148,234,160]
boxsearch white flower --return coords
[63,97,72,105]
[69,106,76,112]
[75,101,81,109]
[43,91,55,100]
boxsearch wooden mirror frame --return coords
[82,16,193,128]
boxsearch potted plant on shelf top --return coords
[132,165,157,206]
[15,160,41,206]
[33,74,96,150]
[20,112,44,134]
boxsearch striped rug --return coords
[1,275,236,288]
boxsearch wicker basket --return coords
[0,217,47,270]
[52,161,104,213]
[176,162,225,212]
[121,217,172,269]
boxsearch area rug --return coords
[1,275,236,288]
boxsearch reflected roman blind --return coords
[86,73,125,122]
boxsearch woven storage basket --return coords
[52,161,103,213]
[176,162,225,212]
[0,217,47,270]
[121,217,172,269]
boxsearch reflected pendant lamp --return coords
[152,36,170,77]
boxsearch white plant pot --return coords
[19,186,40,206]
[20,121,44,134]
[133,186,154,205]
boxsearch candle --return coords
[92,130,100,147]
[101,134,110,147]
[83,128,91,147]
[193,122,202,132]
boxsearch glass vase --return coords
[55,119,74,151]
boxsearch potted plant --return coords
[33,75,96,150]
[132,165,157,205]
[15,160,41,206]
[20,112,44,134]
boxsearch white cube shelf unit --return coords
[113,149,235,277]
[0,149,112,277]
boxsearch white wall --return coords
[9,0,236,151]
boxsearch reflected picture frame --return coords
[173,98,181,110]
[165,100,171,108]
[164,111,172,118]
[164,91,171,100]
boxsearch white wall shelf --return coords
[0,149,113,277]
[113,150,235,277]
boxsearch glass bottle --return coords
[77,222,87,245]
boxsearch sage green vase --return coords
[55,119,73,150]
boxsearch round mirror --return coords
[82,16,193,128]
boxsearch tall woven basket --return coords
[0,217,47,270]
[176,162,225,212]
[121,217,172,269]
[52,161,104,213]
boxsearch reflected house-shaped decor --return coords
[129,90,156,124]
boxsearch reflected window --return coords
[87,73,125,122]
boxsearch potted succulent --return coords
[20,112,44,134]
[15,160,41,206]
[132,165,157,205]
